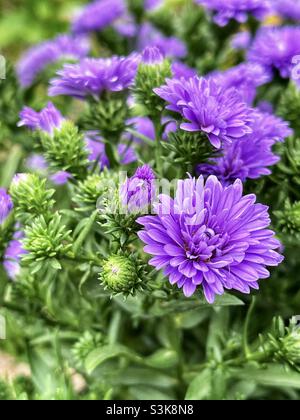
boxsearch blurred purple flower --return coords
[272,0,300,21]
[18,102,64,135]
[231,31,251,50]
[72,0,126,34]
[210,63,272,104]
[4,234,27,280]
[248,26,300,79]
[50,171,73,185]
[196,0,270,26]
[49,54,140,100]
[138,175,283,303]
[17,34,90,88]
[0,189,13,225]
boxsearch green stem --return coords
[104,141,119,169]
[243,296,257,359]
[73,210,99,256]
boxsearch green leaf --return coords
[185,369,212,400]
[230,365,300,389]
[85,344,141,374]
[145,349,179,369]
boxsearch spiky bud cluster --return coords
[72,331,106,368]
[80,97,129,141]
[0,62,23,129]
[9,173,55,223]
[164,130,217,173]
[275,200,300,236]
[40,121,88,179]
[277,136,300,184]
[133,47,172,118]
[73,170,119,212]
[267,317,300,368]
[99,254,148,296]
[22,213,72,272]
[278,82,300,135]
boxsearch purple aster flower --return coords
[210,63,272,104]
[272,0,300,21]
[121,165,156,213]
[50,171,73,185]
[171,62,197,80]
[17,34,90,88]
[18,102,64,135]
[138,175,283,303]
[138,23,187,59]
[198,110,292,184]
[85,133,137,169]
[72,0,126,35]
[196,0,270,27]
[49,54,140,100]
[0,189,13,224]
[155,76,253,149]
[231,31,251,50]
[248,26,300,79]
[3,236,27,280]
[142,46,165,65]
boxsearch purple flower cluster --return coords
[0,189,13,224]
[17,35,90,88]
[155,76,253,149]
[196,0,270,26]
[121,165,156,213]
[138,176,283,303]
[210,63,272,104]
[72,0,126,35]
[198,110,292,184]
[49,54,140,99]
[248,26,300,79]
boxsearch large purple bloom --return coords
[138,176,283,303]
[155,76,253,149]
[272,0,300,21]
[198,110,292,184]
[72,0,126,35]
[49,54,140,100]
[18,102,64,135]
[248,26,300,79]
[17,35,90,88]
[196,0,270,26]
[210,63,272,105]
[0,189,13,224]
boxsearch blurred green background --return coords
[0,0,84,60]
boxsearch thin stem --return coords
[153,117,163,176]
[73,210,99,256]
[243,296,257,359]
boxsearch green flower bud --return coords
[0,62,23,129]
[40,121,88,179]
[22,213,72,272]
[99,254,146,296]
[10,173,55,223]
[133,48,172,118]
[73,331,105,368]
[80,97,128,141]
[275,200,300,236]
